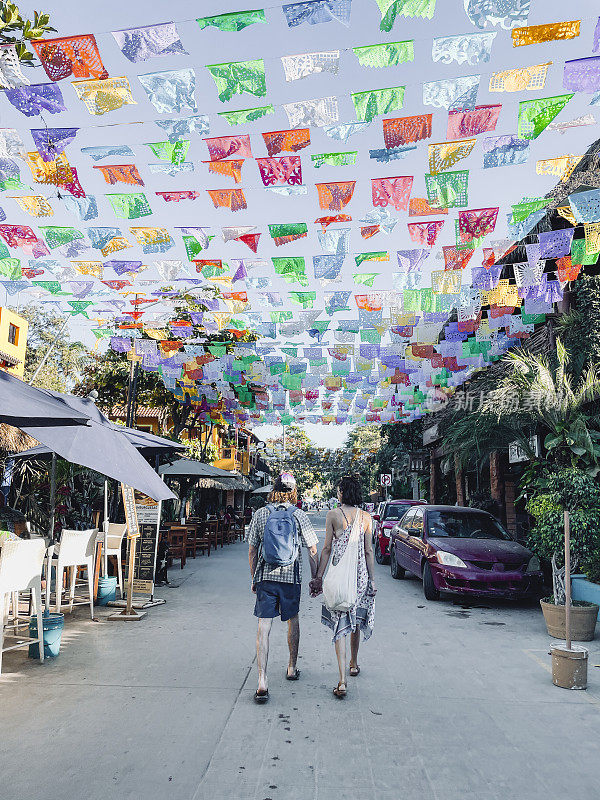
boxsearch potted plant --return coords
[526,469,600,644]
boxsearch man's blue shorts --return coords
[254,580,301,621]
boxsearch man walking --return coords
[247,472,318,703]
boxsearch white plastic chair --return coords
[0,539,46,674]
[102,523,127,599]
[53,529,98,619]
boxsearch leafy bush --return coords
[526,468,600,583]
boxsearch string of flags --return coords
[0,0,598,428]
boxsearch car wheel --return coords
[390,546,405,579]
[375,538,389,565]
[422,562,440,601]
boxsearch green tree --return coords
[0,4,55,63]
[17,305,92,391]
[266,425,328,499]
[377,420,423,497]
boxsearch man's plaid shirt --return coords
[247,503,318,585]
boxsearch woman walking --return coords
[310,476,376,698]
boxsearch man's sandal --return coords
[254,689,269,704]
[333,682,347,698]
[349,666,360,677]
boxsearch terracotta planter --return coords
[540,599,599,641]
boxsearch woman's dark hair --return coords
[338,476,363,507]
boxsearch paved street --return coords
[2,512,600,800]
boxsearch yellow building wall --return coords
[0,308,28,378]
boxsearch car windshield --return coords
[383,505,410,520]
[427,511,512,541]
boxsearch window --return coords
[7,323,17,345]
[411,508,424,534]
[383,504,408,520]
[399,508,416,530]
[427,511,512,541]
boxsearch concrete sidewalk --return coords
[2,513,600,800]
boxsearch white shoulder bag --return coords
[323,510,362,613]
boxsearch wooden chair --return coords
[168,527,186,569]
[217,521,227,548]
[206,520,219,550]
[196,522,211,557]
[232,522,245,542]
[184,524,197,559]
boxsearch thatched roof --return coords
[0,424,38,454]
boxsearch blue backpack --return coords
[262,505,299,567]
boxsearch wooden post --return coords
[125,535,137,616]
[564,510,571,651]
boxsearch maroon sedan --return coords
[373,499,426,564]
[389,505,543,601]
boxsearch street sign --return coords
[380,473,392,487]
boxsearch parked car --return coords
[373,499,426,564]
[389,505,543,601]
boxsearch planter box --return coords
[540,599,598,641]
[572,575,600,620]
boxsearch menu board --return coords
[122,489,161,597]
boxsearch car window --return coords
[399,508,416,529]
[427,511,512,540]
[383,504,408,520]
[411,508,424,535]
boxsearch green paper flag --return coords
[183,234,213,260]
[355,251,389,267]
[425,171,469,209]
[270,311,293,322]
[360,328,381,343]
[0,258,20,280]
[272,256,308,286]
[208,345,227,357]
[197,10,267,32]
[39,227,83,249]
[517,94,574,140]
[288,291,316,308]
[510,197,550,224]
[269,223,308,239]
[108,193,153,220]
[353,40,414,68]
[353,273,379,286]
[145,140,190,164]
[206,59,266,103]
[218,105,274,126]
[32,280,67,295]
[311,151,357,168]
[67,301,93,317]
[374,0,436,32]
[571,237,598,265]
[0,178,28,191]
[351,86,405,122]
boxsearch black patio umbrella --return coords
[14,427,185,460]
[18,393,175,503]
[0,371,89,427]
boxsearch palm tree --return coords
[482,339,600,475]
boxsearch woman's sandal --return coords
[349,665,360,677]
[333,681,347,698]
[254,689,269,704]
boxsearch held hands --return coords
[309,577,323,597]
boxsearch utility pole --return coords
[125,358,140,428]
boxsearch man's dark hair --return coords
[338,476,362,507]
